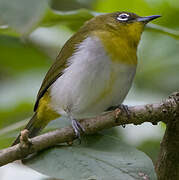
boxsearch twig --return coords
[0,92,179,170]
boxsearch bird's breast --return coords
[50,36,137,119]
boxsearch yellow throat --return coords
[92,22,144,65]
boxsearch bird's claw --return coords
[71,119,85,143]
[107,104,130,117]
[118,104,131,118]
[107,104,130,127]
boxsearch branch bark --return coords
[155,92,179,180]
[0,92,179,179]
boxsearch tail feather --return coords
[12,91,61,146]
[12,113,42,146]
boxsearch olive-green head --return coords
[85,12,161,46]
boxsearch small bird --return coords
[12,12,160,145]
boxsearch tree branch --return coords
[0,92,179,180]
[155,92,179,180]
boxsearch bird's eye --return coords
[117,13,129,21]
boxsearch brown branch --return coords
[0,92,179,180]
[155,92,179,180]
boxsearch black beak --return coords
[137,15,161,23]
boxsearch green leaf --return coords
[41,8,98,31]
[0,0,49,34]
[51,0,93,11]
[136,31,179,94]
[24,132,157,180]
[0,102,32,130]
[146,24,179,40]
[0,35,51,75]
[0,123,25,149]
[94,0,152,15]
[0,25,20,37]
[137,139,161,163]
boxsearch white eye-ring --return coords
[117,13,129,21]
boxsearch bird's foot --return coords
[71,119,85,142]
[106,104,130,128]
[118,104,131,118]
[107,104,130,117]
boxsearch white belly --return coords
[50,36,136,119]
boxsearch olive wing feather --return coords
[34,28,88,111]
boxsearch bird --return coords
[12,12,160,145]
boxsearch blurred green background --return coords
[0,0,178,179]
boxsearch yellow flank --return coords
[35,91,60,128]
[92,22,144,65]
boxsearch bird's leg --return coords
[66,107,85,142]
[71,118,85,140]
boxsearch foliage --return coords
[24,132,157,180]
[0,0,179,179]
